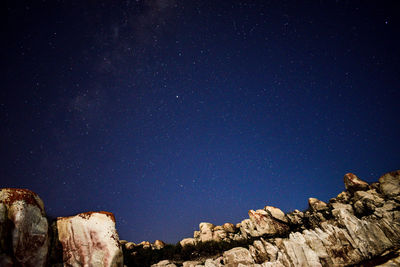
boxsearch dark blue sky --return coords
[2,1,400,243]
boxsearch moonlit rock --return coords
[57,211,123,267]
[379,170,400,197]
[344,173,369,193]
[264,206,288,223]
[0,188,49,267]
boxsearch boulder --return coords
[379,170,400,197]
[0,188,49,267]
[223,247,255,267]
[199,222,215,242]
[57,211,123,267]
[308,198,328,212]
[264,206,288,223]
[180,238,197,247]
[344,173,369,193]
[223,223,236,233]
[246,209,289,237]
[153,240,166,250]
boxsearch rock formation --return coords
[1,170,400,267]
[0,188,49,267]
[146,170,400,267]
[57,211,123,267]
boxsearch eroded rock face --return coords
[379,170,400,197]
[344,173,369,193]
[0,188,49,267]
[57,211,123,267]
[148,170,400,267]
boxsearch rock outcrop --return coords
[2,169,400,267]
[57,211,123,267]
[0,188,49,267]
[147,170,400,267]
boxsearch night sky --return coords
[2,1,400,244]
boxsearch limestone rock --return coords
[180,238,197,247]
[0,188,49,267]
[223,247,255,266]
[199,222,215,242]
[344,173,369,193]
[308,198,328,212]
[246,209,289,237]
[57,211,123,267]
[286,209,304,226]
[264,206,288,223]
[335,191,351,203]
[223,223,236,233]
[379,170,400,197]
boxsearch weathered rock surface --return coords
[379,170,400,197]
[0,188,49,267]
[344,173,369,193]
[57,211,123,267]
[149,170,400,267]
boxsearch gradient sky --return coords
[2,1,400,244]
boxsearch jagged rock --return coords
[223,247,255,266]
[331,202,353,217]
[335,191,351,203]
[308,198,328,212]
[286,209,304,226]
[223,223,236,233]
[151,259,177,267]
[245,209,289,237]
[0,188,49,267]
[353,189,384,215]
[264,206,288,223]
[200,222,215,242]
[213,228,227,242]
[183,260,203,267]
[153,240,166,250]
[57,211,123,267]
[180,238,197,247]
[204,257,224,267]
[344,173,369,193]
[379,170,400,197]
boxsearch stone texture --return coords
[308,198,328,212]
[244,209,289,238]
[264,206,288,223]
[57,211,123,267]
[199,222,215,242]
[223,247,255,267]
[379,170,400,197]
[223,223,237,233]
[0,188,49,267]
[344,173,369,193]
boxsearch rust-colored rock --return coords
[57,211,123,267]
[0,188,49,267]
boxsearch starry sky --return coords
[2,0,400,244]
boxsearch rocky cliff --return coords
[0,170,399,267]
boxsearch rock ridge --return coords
[1,170,400,267]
